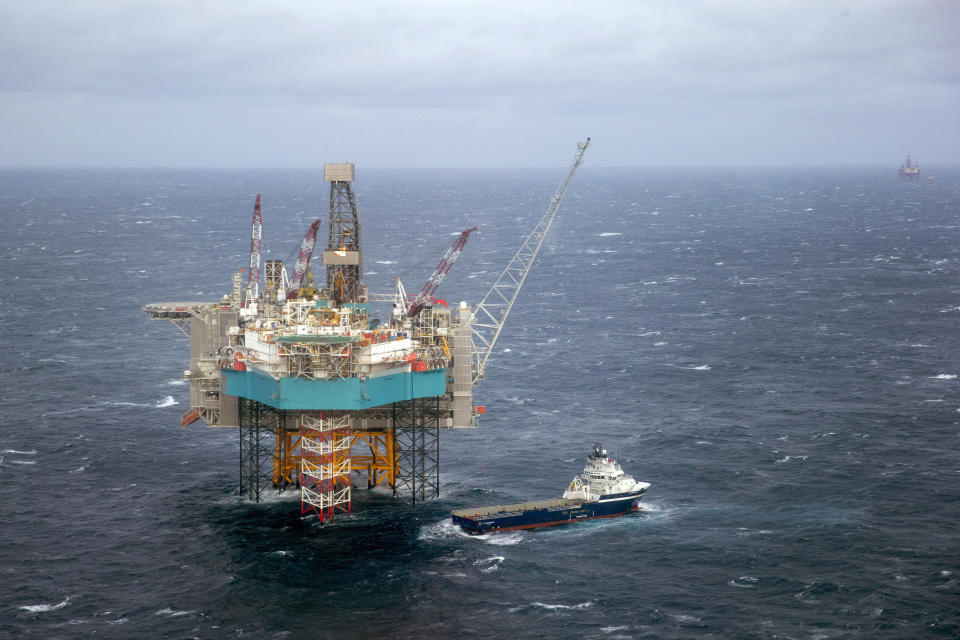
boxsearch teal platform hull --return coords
[223,368,448,411]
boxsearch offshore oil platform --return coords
[144,139,590,522]
[899,155,920,177]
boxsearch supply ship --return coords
[452,444,650,534]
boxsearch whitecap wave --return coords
[418,519,473,541]
[509,600,594,612]
[775,455,808,464]
[930,374,957,380]
[3,449,36,455]
[598,232,622,237]
[155,396,178,408]
[474,555,504,573]
[165,379,188,386]
[155,607,196,617]
[728,576,759,588]
[20,597,71,613]
[672,613,703,622]
[481,532,523,546]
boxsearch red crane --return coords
[408,226,478,318]
[288,218,322,298]
[246,194,262,304]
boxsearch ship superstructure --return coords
[562,443,649,503]
[145,141,590,522]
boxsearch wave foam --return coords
[728,576,759,588]
[509,600,594,613]
[418,519,473,542]
[156,396,178,408]
[474,555,504,573]
[155,607,196,617]
[930,374,957,380]
[480,531,523,546]
[775,455,808,464]
[20,597,71,613]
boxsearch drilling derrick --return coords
[143,141,590,524]
[323,164,362,305]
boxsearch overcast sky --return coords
[1,1,958,168]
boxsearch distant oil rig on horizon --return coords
[899,155,920,177]
[145,139,590,522]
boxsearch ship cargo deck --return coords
[452,497,585,519]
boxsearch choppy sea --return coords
[1,165,958,639]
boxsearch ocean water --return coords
[1,166,958,639]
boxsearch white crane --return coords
[470,138,590,384]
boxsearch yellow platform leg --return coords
[350,431,396,490]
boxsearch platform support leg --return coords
[350,431,397,490]
[239,398,280,502]
[393,397,440,504]
[300,412,352,522]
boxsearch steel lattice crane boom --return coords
[246,193,263,304]
[288,218,322,298]
[408,226,478,318]
[471,138,590,383]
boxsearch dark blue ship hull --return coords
[452,491,646,534]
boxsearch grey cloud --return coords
[0,0,957,167]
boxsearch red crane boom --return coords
[288,218,322,298]
[246,194,262,303]
[408,226,478,318]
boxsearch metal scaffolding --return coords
[300,413,352,522]
[393,398,441,504]
[239,398,280,502]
